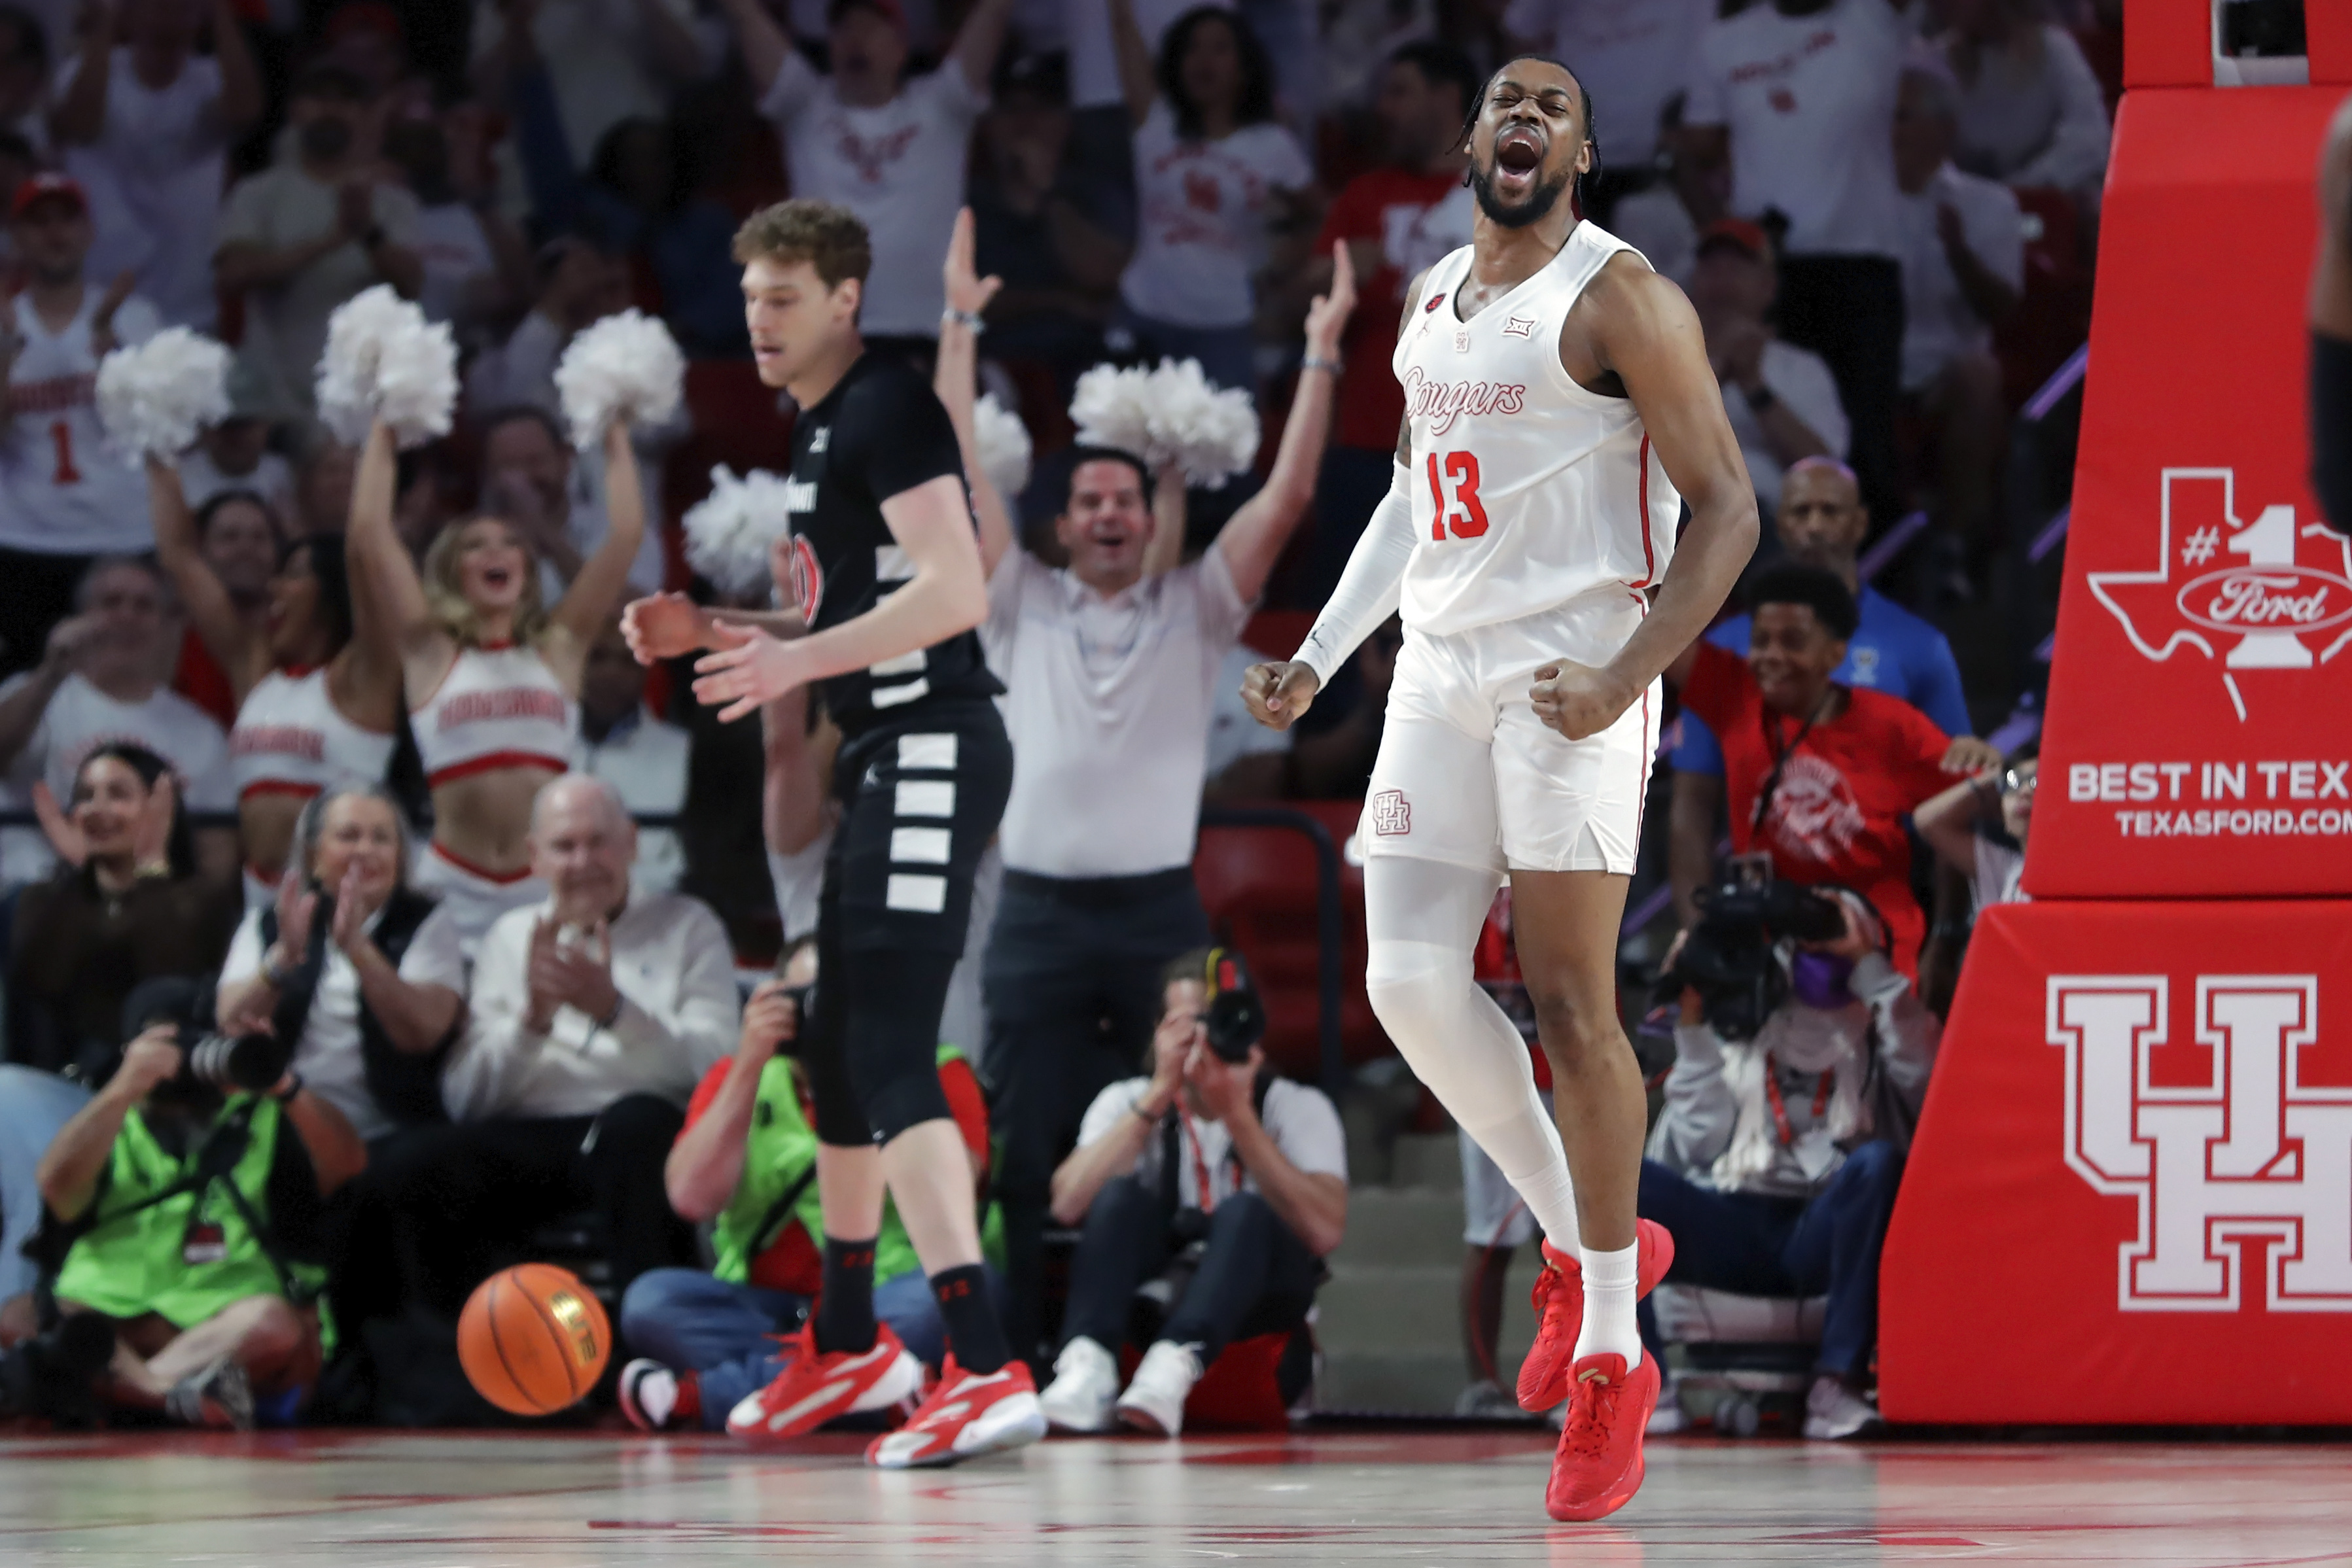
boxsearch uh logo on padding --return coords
[2048,975,2352,1312]
[2088,468,2352,722]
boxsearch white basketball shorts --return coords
[1362,591,1658,876]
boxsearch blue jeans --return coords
[1111,304,1257,399]
[1634,1141,1906,1380]
[0,1066,90,1300]
[618,1266,1004,1429]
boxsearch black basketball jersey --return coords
[781,351,1002,734]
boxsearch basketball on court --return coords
[457,1265,612,1417]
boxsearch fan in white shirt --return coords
[717,0,1015,341]
[1686,218,1848,513]
[50,0,265,330]
[0,174,163,559]
[1501,0,1713,171]
[572,619,688,894]
[1107,0,1312,392]
[1937,1,2110,200]
[1892,63,2021,569]
[0,555,234,886]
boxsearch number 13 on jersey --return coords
[1425,451,1488,540]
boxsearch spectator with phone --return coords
[1034,949,1346,1438]
[611,943,1004,1433]
[9,971,368,1429]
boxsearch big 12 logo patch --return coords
[2088,469,2352,721]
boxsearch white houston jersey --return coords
[1394,222,1679,637]
[0,288,162,555]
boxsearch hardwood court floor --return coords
[1,1426,2347,1565]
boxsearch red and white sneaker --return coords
[1517,1220,1675,1412]
[724,1321,924,1440]
[865,1356,1047,1470]
[1545,1351,1660,1523]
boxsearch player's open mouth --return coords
[1494,125,1545,184]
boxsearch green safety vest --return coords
[53,1097,328,1335]
[712,1043,1005,1289]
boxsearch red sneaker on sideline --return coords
[1517,1219,1675,1412]
[725,1321,922,1440]
[865,1356,1047,1469]
[1545,1351,1660,1522]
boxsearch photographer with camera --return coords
[1035,949,1346,1438]
[1664,563,1999,981]
[610,943,1005,1435]
[1642,888,1937,1441]
[2,979,366,1429]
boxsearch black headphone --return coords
[1200,947,1267,1063]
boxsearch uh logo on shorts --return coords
[2088,468,2352,722]
[2048,974,2352,1312]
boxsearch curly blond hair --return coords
[421,516,548,648]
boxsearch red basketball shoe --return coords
[1517,1219,1675,1412]
[724,1321,923,1440]
[1545,1351,1660,1522]
[865,1356,1047,1469]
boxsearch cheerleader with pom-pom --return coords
[338,301,671,951]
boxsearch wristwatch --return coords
[942,307,986,334]
[1301,355,1343,377]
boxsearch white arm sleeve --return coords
[1297,461,1414,686]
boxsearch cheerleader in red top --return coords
[343,417,647,950]
[147,460,401,909]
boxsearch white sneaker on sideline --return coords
[1037,1336,1121,1433]
[1114,1340,1202,1437]
[1646,1375,1687,1436]
[1802,1376,1884,1440]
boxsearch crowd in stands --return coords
[0,0,2108,1437]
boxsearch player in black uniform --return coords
[621,200,1042,1467]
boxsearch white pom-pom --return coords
[1069,361,1156,466]
[314,285,457,449]
[972,393,1032,502]
[682,466,795,600]
[1068,357,1259,489]
[554,309,685,449]
[95,328,232,460]
[1144,357,1259,489]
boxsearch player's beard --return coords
[1469,154,1571,230]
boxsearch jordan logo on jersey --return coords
[1371,789,1412,836]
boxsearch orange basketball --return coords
[457,1264,612,1416]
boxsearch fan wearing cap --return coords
[213,63,423,425]
[1685,217,1850,516]
[1036,947,1346,1437]
[0,173,164,675]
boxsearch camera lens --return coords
[188,1033,293,1094]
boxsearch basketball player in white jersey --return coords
[1244,58,1758,1520]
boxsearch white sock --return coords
[1572,1241,1642,1370]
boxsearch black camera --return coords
[182,1030,293,1094]
[1199,947,1266,1064]
[1654,867,1848,1042]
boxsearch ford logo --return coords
[2174,566,2352,635]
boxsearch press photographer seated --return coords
[1644,888,1937,1442]
[612,944,1004,1435]
[1,983,366,1429]
[1036,951,1346,1438]
[1664,565,1999,979]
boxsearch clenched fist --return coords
[1530,660,1638,740]
[1240,660,1322,731]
